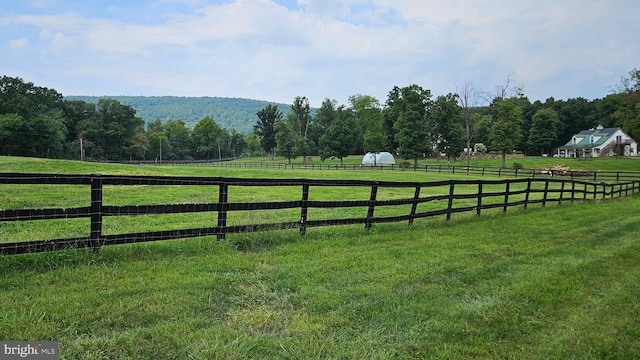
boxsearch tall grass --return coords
[1,156,639,359]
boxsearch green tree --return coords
[383,88,403,151]
[363,116,386,157]
[244,133,264,157]
[61,100,97,159]
[30,111,67,158]
[527,108,560,155]
[79,99,144,160]
[309,98,338,154]
[148,131,170,162]
[165,120,192,160]
[192,117,226,159]
[0,113,25,156]
[491,98,524,168]
[388,85,432,167]
[0,76,67,158]
[319,108,358,165]
[229,129,247,158]
[286,96,312,164]
[473,114,493,149]
[254,104,281,159]
[432,93,465,161]
[349,94,381,153]
[129,131,149,160]
[275,119,297,163]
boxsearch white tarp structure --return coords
[361,152,396,166]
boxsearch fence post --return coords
[476,182,483,217]
[524,179,532,210]
[583,183,588,200]
[90,174,103,251]
[611,184,615,199]
[498,168,502,177]
[365,185,378,230]
[503,181,510,213]
[446,180,455,221]
[571,181,576,203]
[559,181,566,205]
[542,180,549,207]
[482,167,485,176]
[217,183,229,241]
[300,183,310,235]
[408,186,421,226]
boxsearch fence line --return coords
[121,159,640,183]
[1,173,639,255]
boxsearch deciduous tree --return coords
[192,117,225,159]
[432,93,465,161]
[254,104,281,159]
[387,85,433,167]
[491,98,523,168]
[275,119,297,163]
[319,107,359,165]
[527,108,560,155]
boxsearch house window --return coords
[590,135,594,144]
[572,136,577,145]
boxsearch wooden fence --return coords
[124,159,640,183]
[1,173,639,255]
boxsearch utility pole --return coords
[159,137,162,163]
[80,137,85,161]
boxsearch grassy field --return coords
[1,156,640,359]
[233,154,640,172]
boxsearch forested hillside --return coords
[64,95,290,133]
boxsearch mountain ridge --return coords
[64,95,291,134]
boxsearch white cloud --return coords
[1,0,638,106]
[9,38,29,48]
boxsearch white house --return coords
[556,125,637,158]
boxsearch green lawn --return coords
[1,156,640,359]
[235,154,640,172]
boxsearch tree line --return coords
[1,71,639,165]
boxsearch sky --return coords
[1,0,639,107]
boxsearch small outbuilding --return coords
[361,152,396,166]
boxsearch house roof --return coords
[558,126,620,149]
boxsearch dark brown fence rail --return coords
[1,173,639,255]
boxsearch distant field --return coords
[233,154,640,172]
[3,155,640,175]
[1,156,639,359]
